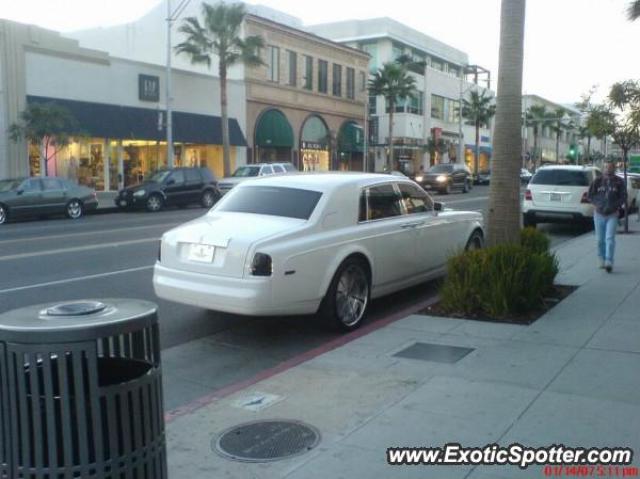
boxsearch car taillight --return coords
[581,191,590,204]
[525,189,532,201]
[250,253,272,276]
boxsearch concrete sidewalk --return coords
[164,224,640,479]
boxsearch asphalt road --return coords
[0,185,589,409]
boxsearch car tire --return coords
[146,194,164,212]
[523,214,537,228]
[65,199,83,220]
[319,257,370,332]
[0,204,7,225]
[201,189,218,208]
[465,230,484,251]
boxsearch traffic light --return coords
[568,144,577,162]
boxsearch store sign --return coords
[139,74,160,102]
[301,141,327,150]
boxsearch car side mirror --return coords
[166,179,176,186]
[434,202,444,212]
[16,189,24,196]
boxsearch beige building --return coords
[244,15,369,172]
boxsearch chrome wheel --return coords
[66,200,83,219]
[335,263,369,328]
[146,195,163,212]
[0,205,6,225]
[202,190,216,208]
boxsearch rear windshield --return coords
[531,169,590,186]
[232,166,260,177]
[428,165,453,173]
[217,186,322,219]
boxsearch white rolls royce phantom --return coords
[153,173,484,331]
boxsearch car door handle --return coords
[400,221,424,229]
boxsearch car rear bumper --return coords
[153,263,314,316]
[523,206,593,223]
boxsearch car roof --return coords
[537,165,598,171]
[235,172,411,192]
[241,163,293,167]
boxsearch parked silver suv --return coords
[218,162,297,195]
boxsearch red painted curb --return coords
[164,294,439,423]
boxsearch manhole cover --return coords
[393,342,475,364]
[214,420,321,462]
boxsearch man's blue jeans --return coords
[594,212,618,265]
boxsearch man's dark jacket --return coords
[587,174,627,216]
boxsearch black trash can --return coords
[0,299,166,479]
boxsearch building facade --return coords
[307,18,494,175]
[244,15,369,172]
[69,1,368,174]
[0,19,247,188]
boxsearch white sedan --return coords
[153,173,484,331]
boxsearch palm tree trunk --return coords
[388,103,394,170]
[219,62,231,178]
[533,132,538,168]
[487,0,526,246]
[474,119,480,177]
[555,131,560,163]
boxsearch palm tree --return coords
[175,2,264,177]
[526,104,551,167]
[487,0,526,246]
[628,0,640,20]
[368,62,417,170]
[550,107,566,163]
[461,90,496,178]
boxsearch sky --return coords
[0,0,638,106]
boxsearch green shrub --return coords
[440,242,559,320]
[520,227,550,254]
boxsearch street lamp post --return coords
[166,0,174,168]
[457,72,464,165]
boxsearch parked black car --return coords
[0,177,98,225]
[475,170,491,185]
[413,163,473,194]
[116,167,220,212]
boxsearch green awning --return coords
[255,109,294,148]
[338,121,364,153]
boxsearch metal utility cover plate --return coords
[214,420,321,463]
[393,342,474,364]
[232,392,284,412]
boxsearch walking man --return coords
[587,160,627,273]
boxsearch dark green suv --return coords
[116,167,220,212]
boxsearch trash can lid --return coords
[0,298,158,343]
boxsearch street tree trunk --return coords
[533,130,538,168]
[624,147,629,233]
[555,131,560,163]
[587,135,592,163]
[219,62,231,178]
[474,118,480,177]
[487,0,526,246]
[388,102,395,170]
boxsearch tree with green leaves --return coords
[369,62,417,170]
[628,1,640,20]
[608,80,640,233]
[8,102,83,177]
[525,104,551,167]
[175,2,264,177]
[550,107,567,164]
[461,90,496,177]
[487,0,526,246]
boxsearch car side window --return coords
[185,169,201,183]
[168,170,185,185]
[20,179,41,192]
[261,166,274,175]
[398,183,433,214]
[42,178,64,191]
[273,165,285,173]
[358,191,367,222]
[366,184,403,221]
